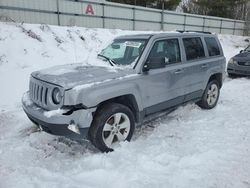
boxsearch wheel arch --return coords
[94,94,141,123]
[208,73,223,88]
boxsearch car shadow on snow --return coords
[17,122,99,155]
[19,122,162,156]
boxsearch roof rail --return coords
[176,30,212,34]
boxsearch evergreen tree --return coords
[106,0,181,11]
[182,0,249,20]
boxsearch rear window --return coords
[183,37,205,61]
[205,37,220,56]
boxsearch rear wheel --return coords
[197,80,220,109]
[89,103,135,152]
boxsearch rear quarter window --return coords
[183,37,205,61]
[205,37,221,56]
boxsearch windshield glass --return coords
[245,46,250,52]
[99,39,147,66]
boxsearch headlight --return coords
[52,87,62,104]
[228,58,237,64]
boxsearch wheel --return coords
[89,103,135,152]
[197,80,220,109]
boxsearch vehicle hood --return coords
[233,52,250,61]
[31,64,136,90]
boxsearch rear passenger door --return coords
[181,37,208,101]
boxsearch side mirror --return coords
[143,57,166,71]
[240,50,244,53]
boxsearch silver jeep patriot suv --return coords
[22,31,226,152]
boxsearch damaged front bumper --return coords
[22,92,96,140]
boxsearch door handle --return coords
[174,69,184,74]
[201,64,208,68]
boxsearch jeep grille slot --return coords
[29,80,49,109]
[36,85,40,101]
[44,88,48,105]
[40,87,43,103]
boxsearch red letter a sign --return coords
[85,4,94,15]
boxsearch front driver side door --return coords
[140,38,186,115]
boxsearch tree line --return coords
[181,0,249,21]
[106,0,182,11]
[106,0,250,21]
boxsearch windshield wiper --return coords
[97,54,116,66]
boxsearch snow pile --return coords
[0,22,250,188]
[0,22,144,111]
[0,22,249,111]
[218,34,248,62]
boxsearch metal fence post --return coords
[202,17,205,31]
[244,21,249,36]
[133,7,135,30]
[161,11,164,30]
[161,2,164,31]
[183,14,186,31]
[220,19,223,34]
[56,0,60,26]
[102,3,105,28]
[233,21,236,35]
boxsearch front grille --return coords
[29,79,50,109]
[238,61,250,66]
[29,76,64,110]
[235,69,250,75]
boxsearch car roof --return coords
[115,32,216,40]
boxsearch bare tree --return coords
[245,1,250,35]
[181,0,250,35]
[182,0,248,20]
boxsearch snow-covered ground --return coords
[0,22,250,188]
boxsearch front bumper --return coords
[227,63,250,76]
[22,92,96,140]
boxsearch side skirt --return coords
[136,90,203,127]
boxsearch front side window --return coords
[183,37,205,61]
[99,39,146,66]
[148,38,181,64]
[205,37,220,56]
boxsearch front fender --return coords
[64,79,144,111]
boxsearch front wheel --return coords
[89,103,135,152]
[197,80,220,109]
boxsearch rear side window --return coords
[183,37,205,61]
[205,37,220,56]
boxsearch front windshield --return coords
[245,45,250,52]
[99,39,146,66]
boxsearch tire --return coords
[197,80,220,109]
[89,103,135,152]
